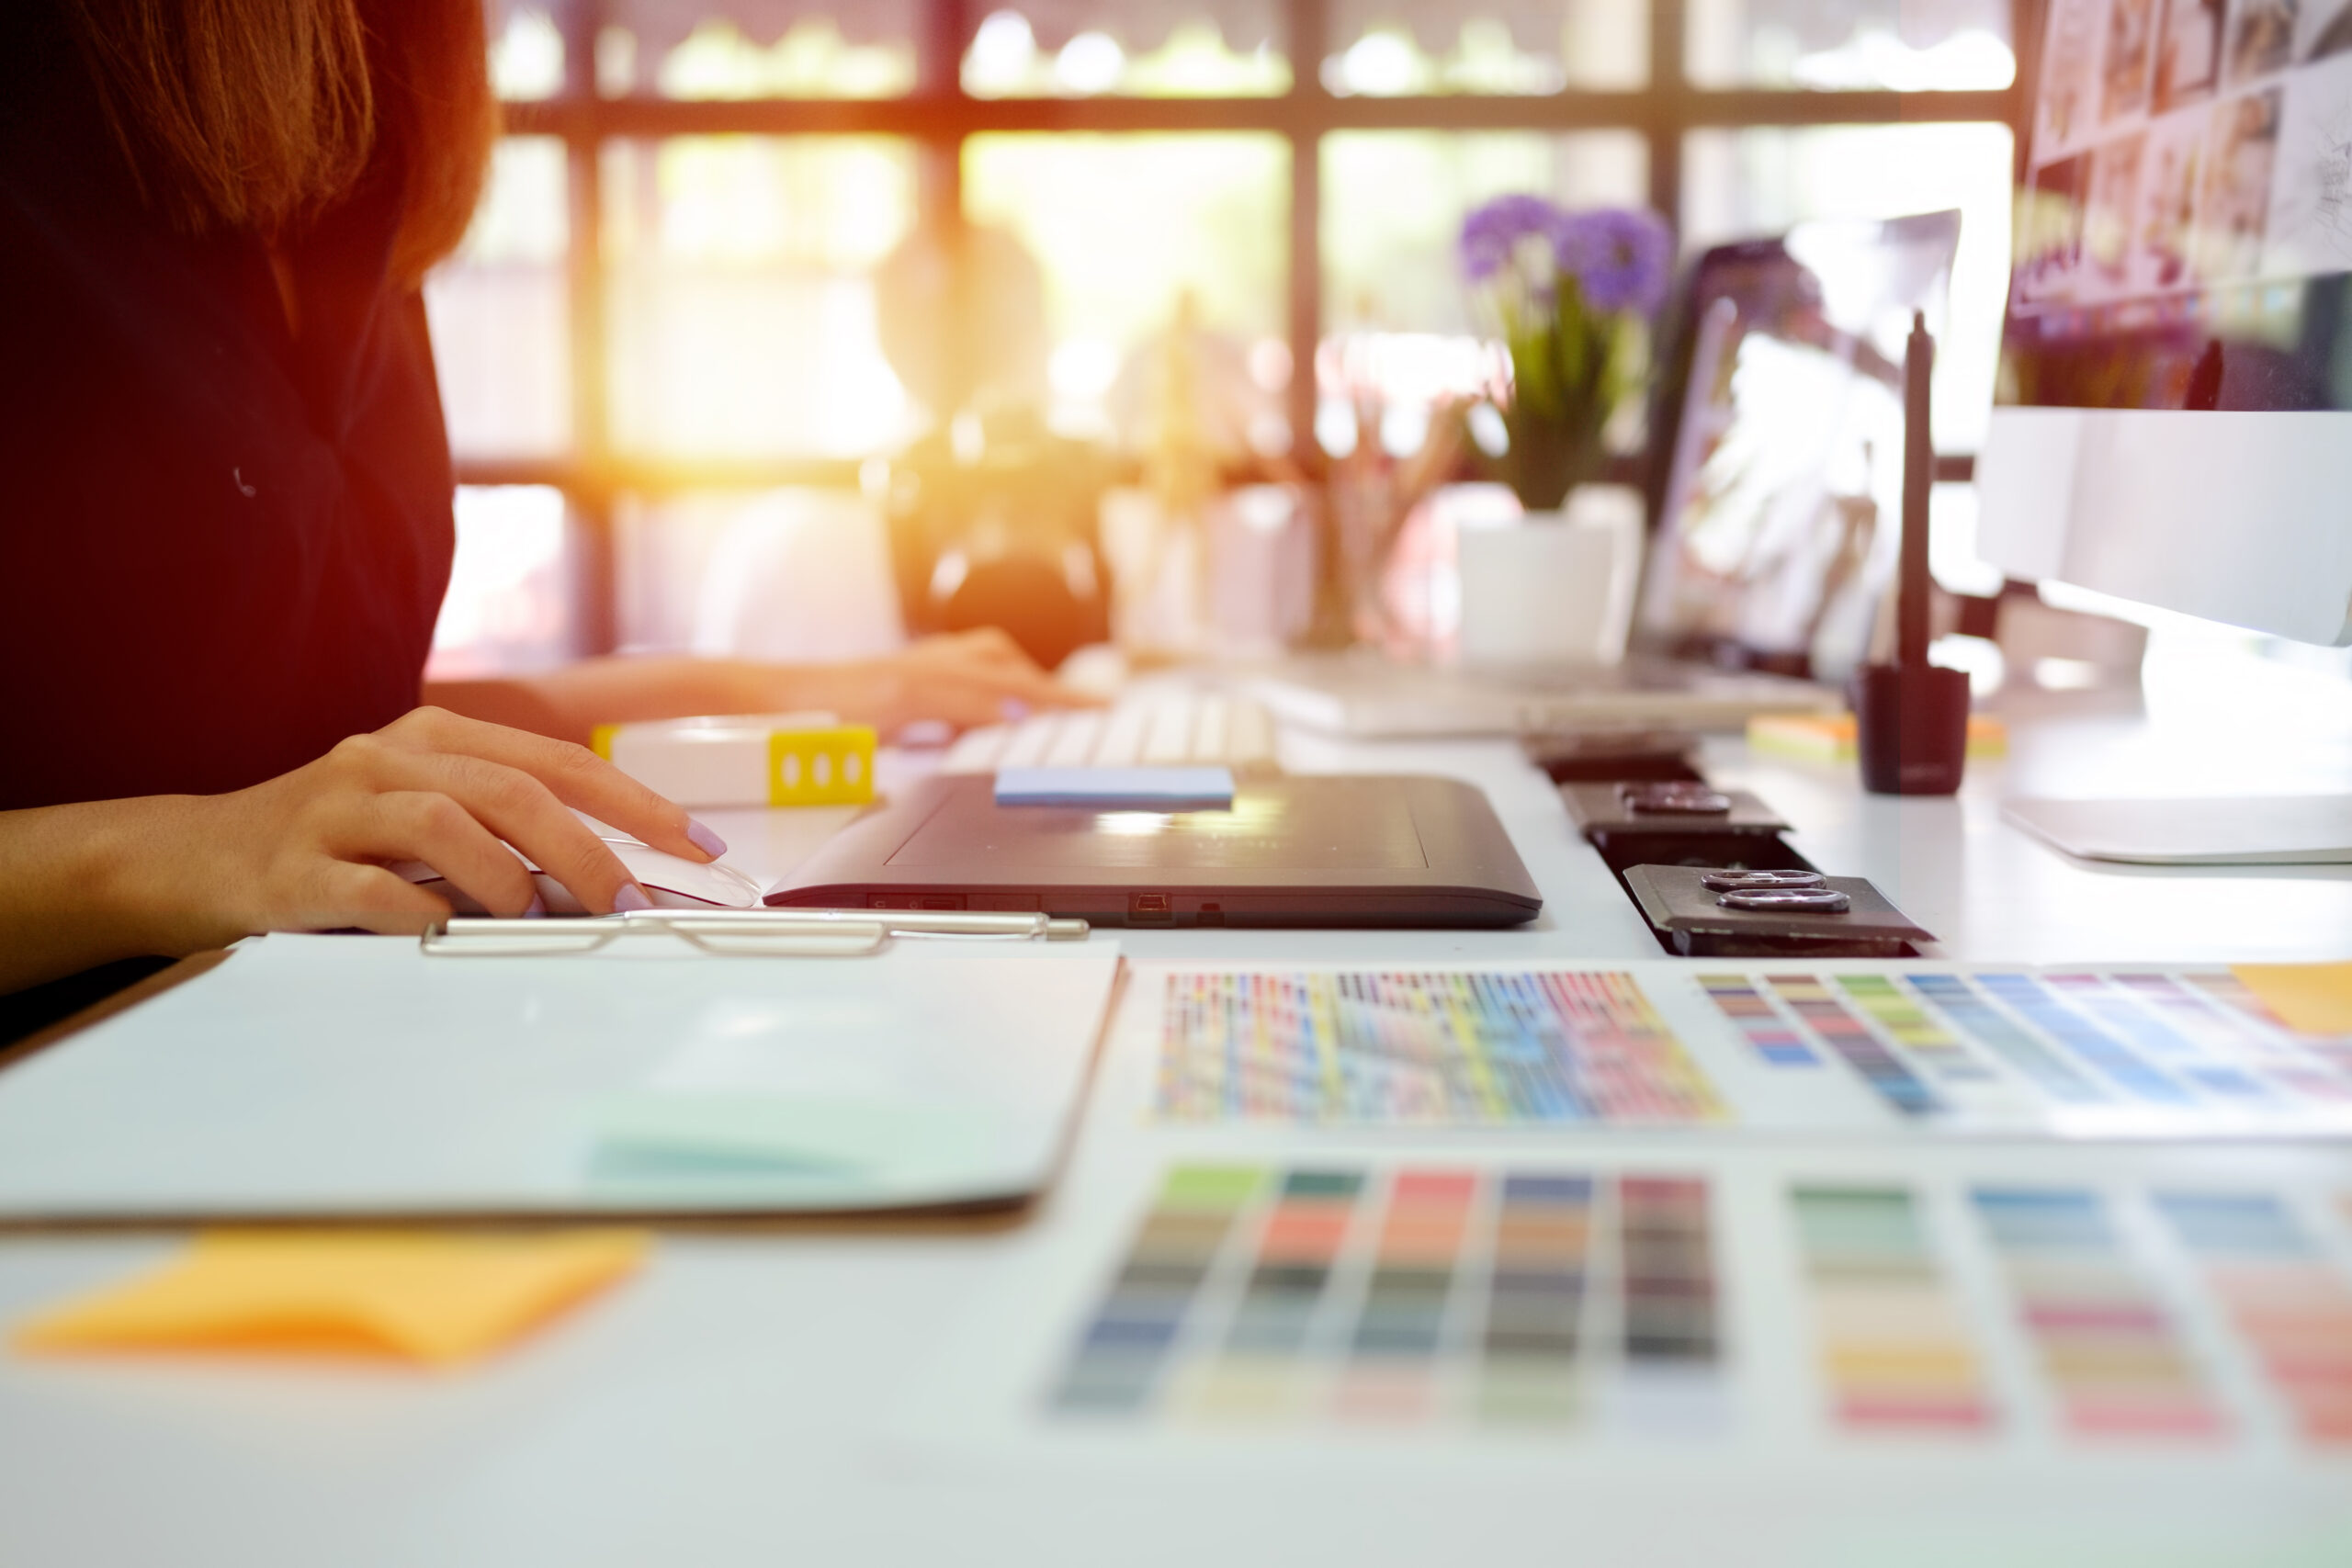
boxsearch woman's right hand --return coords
[119,706,719,953]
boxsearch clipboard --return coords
[417,906,1091,956]
[0,932,1124,1229]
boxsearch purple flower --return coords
[1459,193,1566,282]
[1554,207,1673,315]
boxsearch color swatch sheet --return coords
[1148,964,2352,1137]
[1051,1165,1724,1433]
[1030,1154,2352,1459]
[1156,970,1725,1126]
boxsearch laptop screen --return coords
[1635,212,1963,682]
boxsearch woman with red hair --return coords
[0,0,1080,1021]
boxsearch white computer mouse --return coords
[394,832,766,914]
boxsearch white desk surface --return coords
[4,685,2350,1567]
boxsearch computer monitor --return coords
[1977,0,2352,863]
[1641,211,1963,683]
[1977,0,2352,647]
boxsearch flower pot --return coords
[1455,483,1644,668]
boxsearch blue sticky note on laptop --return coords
[993,766,1236,808]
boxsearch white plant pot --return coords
[1455,483,1645,668]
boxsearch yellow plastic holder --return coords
[591,716,876,808]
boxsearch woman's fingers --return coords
[374,707,714,863]
[903,648,1103,710]
[907,631,1103,704]
[332,790,542,917]
[308,862,458,935]
[347,744,644,914]
[911,627,1034,671]
[945,670,1105,719]
[898,680,1040,731]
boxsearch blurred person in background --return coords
[0,0,1087,1019]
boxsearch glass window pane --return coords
[1324,132,1650,334]
[604,137,922,458]
[644,18,918,98]
[1682,123,2016,450]
[964,134,1290,444]
[1324,1,1648,94]
[615,491,735,654]
[489,6,565,100]
[584,1,921,97]
[428,487,576,676]
[425,136,571,459]
[614,490,905,658]
[1687,0,2016,89]
[1321,133,1651,458]
[963,6,1290,97]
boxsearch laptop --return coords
[1248,210,1965,739]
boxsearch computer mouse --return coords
[394,833,766,914]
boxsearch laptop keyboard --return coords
[942,693,1281,775]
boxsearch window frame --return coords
[468,0,2027,651]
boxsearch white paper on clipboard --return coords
[0,933,1123,1224]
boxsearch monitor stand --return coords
[2002,795,2352,866]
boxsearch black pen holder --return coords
[1851,663,1970,796]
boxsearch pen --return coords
[423,915,886,957]
[421,907,1091,955]
[633,907,1091,941]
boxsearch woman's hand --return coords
[139,708,712,941]
[169,706,718,932]
[3,706,722,994]
[785,629,1105,735]
[427,629,1104,748]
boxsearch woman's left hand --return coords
[427,629,1106,748]
[781,629,1104,734]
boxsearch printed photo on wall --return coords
[2199,87,2287,274]
[2134,107,2211,288]
[2227,0,2300,85]
[2157,0,2228,107]
[2086,134,2150,289]
[2018,153,2094,300]
[2294,0,2352,59]
[2041,0,2110,153]
[2107,0,2164,119]
[2262,50,2352,273]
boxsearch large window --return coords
[426,0,2025,670]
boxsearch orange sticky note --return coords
[1747,713,2007,762]
[12,1230,648,1368]
[2231,962,2352,1037]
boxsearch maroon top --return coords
[0,3,456,809]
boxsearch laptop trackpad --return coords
[882,783,1430,871]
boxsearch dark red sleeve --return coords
[0,3,455,808]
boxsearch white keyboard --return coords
[941,693,1281,775]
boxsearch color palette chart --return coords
[1689,966,2352,1134]
[1697,976,1813,1066]
[1156,972,1726,1125]
[1043,1163,2352,1456]
[2156,1193,2352,1444]
[1759,976,1944,1117]
[1971,1189,2222,1439]
[2177,972,2352,1092]
[1049,1165,1725,1432]
[1476,1175,1593,1422]
[1836,976,1996,1086]
[1790,1180,2352,1450]
[1902,975,2100,1103]
[1792,1187,1995,1432]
